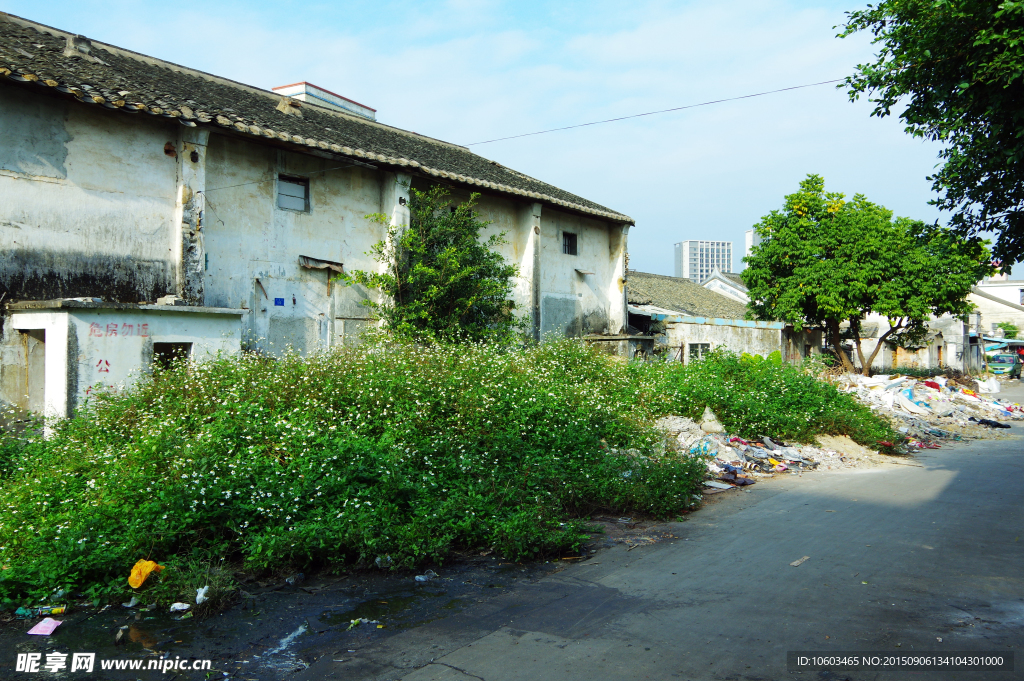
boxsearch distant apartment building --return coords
[743,229,760,266]
[674,240,732,283]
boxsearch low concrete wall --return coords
[4,302,242,418]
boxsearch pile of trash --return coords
[655,408,883,492]
[836,373,1022,441]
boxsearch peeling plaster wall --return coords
[0,85,179,307]
[8,307,240,418]
[202,134,387,354]
[666,321,783,361]
[538,210,621,338]
[1,84,629,362]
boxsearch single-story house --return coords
[626,271,820,363]
[0,12,634,418]
[701,267,749,303]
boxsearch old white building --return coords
[0,13,633,418]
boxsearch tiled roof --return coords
[721,272,747,289]
[626,271,750,320]
[0,13,631,223]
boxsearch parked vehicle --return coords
[988,353,1022,379]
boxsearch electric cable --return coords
[463,78,843,146]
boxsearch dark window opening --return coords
[562,232,578,256]
[627,312,651,335]
[688,343,711,362]
[153,342,193,369]
[278,175,309,212]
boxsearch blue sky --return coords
[5,0,963,275]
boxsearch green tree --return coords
[840,0,1024,265]
[344,186,523,342]
[997,321,1019,339]
[742,175,992,375]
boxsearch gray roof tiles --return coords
[627,270,750,320]
[0,13,631,223]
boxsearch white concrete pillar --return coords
[524,203,542,341]
[609,223,630,335]
[10,312,70,421]
[174,128,210,305]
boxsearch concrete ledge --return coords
[7,299,246,315]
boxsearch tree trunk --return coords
[850,318,869,375]
[827,319,857,373]
[863,319,905,372]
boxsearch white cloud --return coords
[6,0,955,275]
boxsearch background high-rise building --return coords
[674,240,732,283]
[743,229,761,267]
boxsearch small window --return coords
[277,175,309,212]
[153,342,192,369]
[562,232,578,256]
[688,343,711,362]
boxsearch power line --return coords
[463,78,844,146]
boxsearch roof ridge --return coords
[0,12,633,223]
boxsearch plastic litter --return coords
[374,555,393,569]
[27,618,62,636]
[285,573,305,586]
[790,556,810,567]
[122,596,139,609]
[414,569,438,583]
[700,406,724,433]
[169,602,190,612]
[127,560,164,589]
[196,586,209,605]
[703,481,733,490]
[346,617,380,630]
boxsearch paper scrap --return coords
[27,618,62,635]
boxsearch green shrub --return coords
[0,342,895,605]
[630,349,898,446]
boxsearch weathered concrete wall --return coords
[202,134,389,354]
[781,328,822,364]
[666,320,783,362]
[0,85,179,307]
[2,83,629,361]
[7,305,241,418]
[538,209,623,338]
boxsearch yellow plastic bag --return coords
[128,559,164,589]
[768,458,781,467]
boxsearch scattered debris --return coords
[16,605,67,617]
[790,556,810,567]
[700,406,725,433]
[414,569,438,583]
[127,559,164,589]
[346,617,380,631]
[169,602,190,613]
[285,573,305,586]
[26,617,62,635]
[836,373,1022,444]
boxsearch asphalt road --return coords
[298,426,1024,681]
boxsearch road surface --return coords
[298,423,1024,681]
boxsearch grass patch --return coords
[0,341,896,606]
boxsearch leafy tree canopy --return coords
[344,186,523,343]
[742,174,993,374]
[840,0,1024,265]
[997,321,1020,339]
